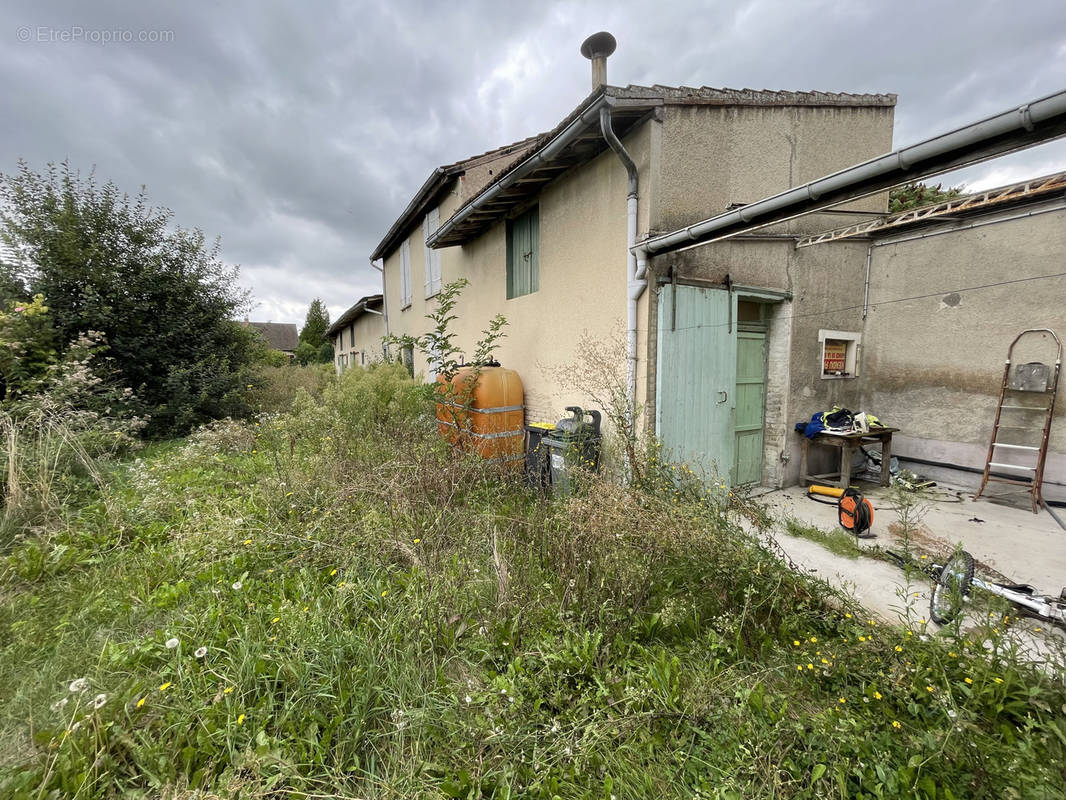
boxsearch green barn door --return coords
[734,331,767,485]
[656,285,736,483]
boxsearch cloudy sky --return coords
[3,0,1065,326]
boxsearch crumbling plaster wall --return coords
[860,209,1065,492]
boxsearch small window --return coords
[400,239,412,308]
[349,324,355,351]
[423,207,442,298]
[818,330,861,378]
[506,205,539,299]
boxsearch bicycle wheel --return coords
[930,551,974,624]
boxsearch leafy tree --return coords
[0,161,257,436]
[0,294,57,400]
[299,298,330,351]
[294,341,319,366]
[888,182,963,213]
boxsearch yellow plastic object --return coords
[808,484,845,498]
[436,366,525,465]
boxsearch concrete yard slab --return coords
[751,481,1066,658]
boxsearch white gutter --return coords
[369,258,389,355]
[635,88,1066,257]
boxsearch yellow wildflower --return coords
[413,538,421,544]
[237,714,245,725]
[136,697,147,708]
[271,616,280,623]
[926,685,935,693]
[223,687,234,694]
[807,663,814,670]
[894,645,903,652]
[858,636,866,642]
[793,640,800,647]
[159,682,172,692]
[964,677,973,684]
[993,677,1003,684]
[381,590,388,598]
[844,613,852,619]
[838,697,846,704]
[873,691,882,700]
[329,569,337,576]
[821,658,829,664]
[243,539,252,545]
[810,637,818,643]
[892,720,901,729]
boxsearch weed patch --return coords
[1,363,1063,798]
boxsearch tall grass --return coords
[0,362,1063,798]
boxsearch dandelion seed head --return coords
[93,693,107,709]
[68,678,88,693]
[165,638,180,649]
[194,647,208,658]
[232,581,242,590]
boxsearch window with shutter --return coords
[423,207,442,297]
[506,205,539,299]
[400,239,412,308]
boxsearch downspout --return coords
[598,103,646,419]
[862,245,872,320]
[369,258,389,357]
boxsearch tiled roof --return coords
[369,136,540,261]
[373,83,897,256]
[326,294,383,336]
[244,321,298,352]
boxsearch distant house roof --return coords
[244,321,299,352]
[372,84,896,258]
[326,294,383,336]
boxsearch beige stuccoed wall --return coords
[383,121,656,428]
[332,310,386,371]
[655,104,895,232]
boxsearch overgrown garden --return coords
[1,362,1063,798]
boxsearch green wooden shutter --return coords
[507,206,539,299]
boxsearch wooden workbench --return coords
[798,427,900,488]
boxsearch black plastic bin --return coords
[525,423,556,488]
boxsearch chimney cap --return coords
[580,31,616,60]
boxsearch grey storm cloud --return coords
[2,0,1065,324]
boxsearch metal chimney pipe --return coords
[580,31,616,90]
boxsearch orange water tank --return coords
[435,366,524,464]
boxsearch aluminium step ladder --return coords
[975,328,1061,513]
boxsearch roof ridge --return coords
[615,84,896,105]
[442,133,543,172]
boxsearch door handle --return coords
[716,390,728,404]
